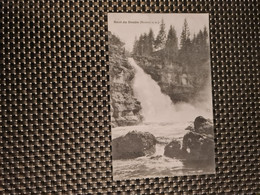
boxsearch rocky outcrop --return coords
[133,55,195,103]
[133,55,210,103]
[182,131,215,168]
[164,139,185,159]
[112,131,156,160]
[109,32,143,127]
[164,116,215,169]
[194,116,214,136]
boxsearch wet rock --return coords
[164,139,185,159]
[164,116,215,170]
[182,131,215,168]
[194,116,208,128]
[112,131,156,160]
[194,116,214,135]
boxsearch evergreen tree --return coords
[132,36,139,55]
[133,30,155,56]
[196,30,204,57]
[203,26,208,44]
[190,27,209,63]
[147,28,155,54]
[143,33,150,56]
[178,18,191,65]
[202,26,209,59]
[154,19,167,50]
[138,34,145,55]
[180,18,190,50]
[165,25,178,62]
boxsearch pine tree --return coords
[154,19,167,50]
[178,18,191,65]
[180,18,190,50]
[143,33,149,56]
[202,26,209,59]
[203,26,208,44]
[135,29,155,56]
[165,25,178,62]
[147,28,155,55]
[190,27,209,62]
[132,36,139,55]
[138,34,144,55]
[197,30,204,57]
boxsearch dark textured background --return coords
[1,0,259,194]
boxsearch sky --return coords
[108,13,209,51]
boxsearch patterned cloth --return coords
[1,1,259,194]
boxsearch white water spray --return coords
[128,58,211,123]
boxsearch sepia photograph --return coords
[108,13,215,180]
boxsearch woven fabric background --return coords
[1,0,259,194]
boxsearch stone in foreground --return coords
[194,116,214,135]
[164,116,215,170]
[182,131,215,168]
[164,139,185,159]
[112,131,156,160]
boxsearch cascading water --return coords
[128,58,177,123]
[128,58,212,123]
[128,57,208,123]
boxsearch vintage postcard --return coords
[108,13,215,180]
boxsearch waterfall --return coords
[129,57,177,123]
[128,58,210,123]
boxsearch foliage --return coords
[154,19,167,50]
[165,25,178,62]
[132,18,209,70]
[109,31,125,48]
[132,18,210,90]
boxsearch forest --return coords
[132,18,210,70]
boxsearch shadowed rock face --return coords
[112,131,156,160]
[194,116,208,129]
[194,116,214,135]
[164,116,215,169]
[109,32,143,127]
[133,56,195,103]
[164,139,185,159]
[182,131,215,168]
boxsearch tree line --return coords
[132,18,210,68]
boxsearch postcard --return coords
[108,13,215,180]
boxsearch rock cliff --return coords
[109,32,143,127]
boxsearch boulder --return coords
[164,139,186,159]
[164,116,215,170]
[194,116,214,135]
[194,116,208,129]
[182,131,215,168]
[112,131,156,160]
